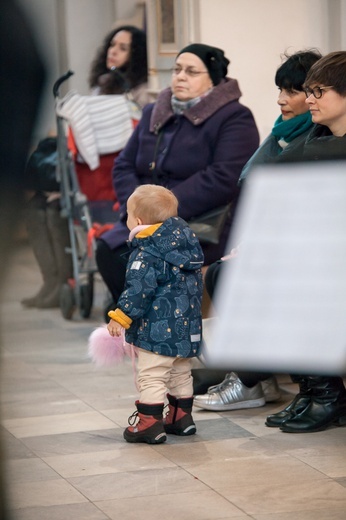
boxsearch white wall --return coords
[199,0,339,140]
[64,0,117,95]
[114,0,140,20]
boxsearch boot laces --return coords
[128,410,139,426]
[163,403,169,417]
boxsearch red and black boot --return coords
[123,401,167,444]
[164,394,196,436]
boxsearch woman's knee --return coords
[205,261,223,299]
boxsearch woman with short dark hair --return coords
[239,49,322,179]
[266,51,346,433]
[195,49,323,413]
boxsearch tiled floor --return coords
[1,241,346,519]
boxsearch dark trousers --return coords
[95,239,130,304]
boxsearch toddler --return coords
[107,184,204,444]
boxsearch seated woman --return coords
[266,50,346,433]
[193,49,323,411]
[21,25,152,309]
[95,43,260,319]
[89,24,153,105]
[74,25,155,202]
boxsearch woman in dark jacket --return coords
[198,51,346,433]
[240,49,322,180]
[194,50,323,410]
[96,43,259,315]
[266,51,346,433]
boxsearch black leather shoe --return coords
[280,399,346,433]
[280,376,346,433]
[265,393,311,428]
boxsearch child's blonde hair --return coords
[128,184,178,224]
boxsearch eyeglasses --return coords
[304,86,334,99]
[172,66,209,78]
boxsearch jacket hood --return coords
[149,77,242,133]
[130,217,204,271]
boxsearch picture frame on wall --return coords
[156,0,179,55]
[145,0,200,91]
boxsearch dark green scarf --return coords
[272,112,313,146]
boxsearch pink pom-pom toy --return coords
[88,324,137,367]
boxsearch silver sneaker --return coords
[207,374,281,403]
[207,372,234,394]
[194,372,266,411]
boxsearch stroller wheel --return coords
[60,283,76,320]
[79,275,94,319]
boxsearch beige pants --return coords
[137,349,194,404]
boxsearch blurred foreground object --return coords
[206,162,346,375]
[0,0,46,517]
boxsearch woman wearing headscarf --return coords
[96,43,259,317]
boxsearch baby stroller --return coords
[53,70,139,320]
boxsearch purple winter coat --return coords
[100,78,259,264]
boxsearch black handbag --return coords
[25,137,60,192]
[187,204,231,244]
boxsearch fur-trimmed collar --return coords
[149,77,242,133]
[128,223,162,241]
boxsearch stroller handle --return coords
[53,70,74,97]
